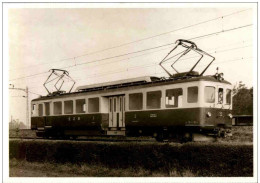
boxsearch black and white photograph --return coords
[2,2,257,183]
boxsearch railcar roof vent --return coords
[43,69,75,96]
[171,71,200,79]
[159,39,215,79]
[76,76,160,92]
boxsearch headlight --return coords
[207,112,212,117]
[228,113,233,119]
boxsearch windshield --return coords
[204,86,215,103]
[218,88,224,104]
[226,89,231,104]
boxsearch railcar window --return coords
[76,99,86,113]
[109,98,112,112]
[88,97,99,113]
[129,93,143,110]
[32,104,36,116]
[147,91,162,109]
[204,87,215,103]
[187,87,198,103]
[64,100,73,114]
[38,104,43,116]
[226,89,231,104]
[54,101,62,115]
[114,98,116,112]
[166,88,183,108]
[218,88,224,104]
[44,102,50,116]
[120,98,122,112]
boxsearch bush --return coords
[9,140,253,176]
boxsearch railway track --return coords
[9,136,156,143]
[8,136,219,144]
[9,136,254,145]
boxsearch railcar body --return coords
[30,39,233,141]
[31,75,233,141]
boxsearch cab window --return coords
[226,89,231,104]
[166,88,183,108]
[187,87,198,103]
[218,88,224,104]
[204,87,215,103]
[32,104,36,116]
[44,102,50,116]
[38,104,43,116]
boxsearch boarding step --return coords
[107,130,126,136]
[109,127,126,131]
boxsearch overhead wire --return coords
[9,42,176,81]
[9,8,251,72]
[70,44,252,81]
[27,43,252,90]
[189,24,253,41]
[27,56,253,92]
[36,39,252,75]
[73,46,252,82]
[9,87,42,96]
[27,90,42,96]
[25,40,250,87]
[16,38,252,86]
[59,24,253,70]
[9,22,253,83]
[61,8,251,61]
[9,17,253,82]
[68,57,253,85]
[56,23,253,71]
[153,56,253,77]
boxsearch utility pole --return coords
[9,85,29,129]
[26,86,29,129]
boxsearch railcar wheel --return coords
[155,135,163,142]
[181,132,193,143]
[155,130,169,142]
[220,131,227,138]
[154,132,164,142]
[218,129,227,138]
[44,134,50,139]
[63,136,70,140]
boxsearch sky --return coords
[7,4,255,127]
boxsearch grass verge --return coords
[9,140,253,177]
[10,158,195,177]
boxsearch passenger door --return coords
[108,96,125,128]
[118,96,125,127]
[109,97,113,127]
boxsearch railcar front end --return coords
[124,77,232,141]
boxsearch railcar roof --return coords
[75,76,160,91]
[32,75,231,102]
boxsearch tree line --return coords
[232,81,253,115]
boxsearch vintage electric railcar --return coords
[30,39,233,141]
